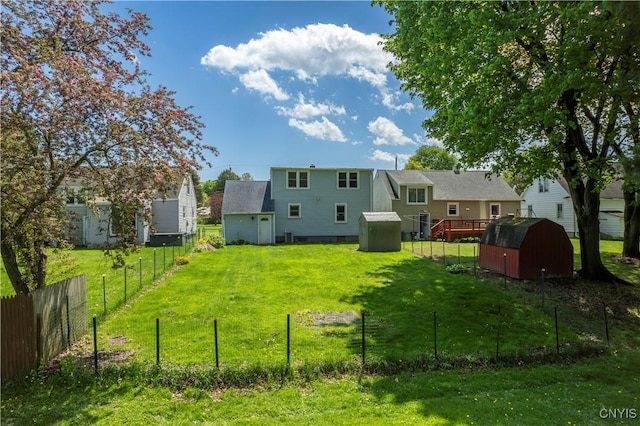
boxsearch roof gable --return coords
[222,181,273,214]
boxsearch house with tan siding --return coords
[373,170,521,240]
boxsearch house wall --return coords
[223,214,260,244]
[599,199,624,238]
[152,176,198,235]
[520,180,577,236]
[177,176,198,235]
[271,168,373,241]
[152,199,179,233]
[76,204,146,247]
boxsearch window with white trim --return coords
[527,205,533,218]
[407,187,427,204]
[538,178,549,193]
[337,171,359,189]
[288,203,301,218]
[287,171,309,189]
[490,203,501,217]
[447,202,459,216]
[335,203,347,223]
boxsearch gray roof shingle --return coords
[222,181,273,214]
[381,170,520,201]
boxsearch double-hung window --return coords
[447,202,459,216]
[407,187,427,204]
[335,203,347,223]
[288,203,301,218]
[287,171,309,189]
[538,178,549,193]
[337,171,359,189]
[556,203,563,219]
[490,203,501,217]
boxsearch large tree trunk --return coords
[622,189,640,259]
[563,169,620,282]
[0,234,30,295]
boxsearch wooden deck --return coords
[430,219,494,241]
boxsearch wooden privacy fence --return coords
[1,275,87,381]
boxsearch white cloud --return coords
[239,69,289,100]
[288,117,347,142]
[367,117,416,146]
[276,94,346,119]
[200,23,413,110]
[368,150,411,165]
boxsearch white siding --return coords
[521,180,577,236]
[599,199,625,238]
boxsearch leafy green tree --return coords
[214,168,241,192]
[1,1,216,293]
[404,145,457,171]
[201,180,217,197]
[376,1,639,281]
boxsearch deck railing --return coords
[430,218,495,241]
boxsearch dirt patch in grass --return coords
[295,310,360,326]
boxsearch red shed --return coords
[479,217,573,279]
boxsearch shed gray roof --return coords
[480,217,548,249]
[360,212,401,222]
[380,170,520,201]
[222,181,273,214]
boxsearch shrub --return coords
[175,256,189,266]
[446,263,466,274]
[207,234,225,249]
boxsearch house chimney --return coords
[395,155,398,170]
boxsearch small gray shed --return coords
[359,212,402,252]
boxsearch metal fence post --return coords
[496,305,501,359]
[503,253,507,289]
[286,314,291,366]
[603,302,610,346]
[93,315,98,374]
[124,266,127,304]
[473,246,476,276]
[156,318,160,366]
[540,268,546,308]
[361,311,366,366]
[554,307,560,354]
[433,311,438,359]
[214,319,219,369]
[102,274,106,316]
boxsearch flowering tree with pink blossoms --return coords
[1,0,217,294]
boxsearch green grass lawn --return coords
[95,244,582,368]
[2,236,639,425]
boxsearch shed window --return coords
[287,171,309,189]
[556,203,563,219]
[335,203,347,223]
[447,202,459,216]
[288,203,301,218]
[338,171,359,189]
[407,187,427,204]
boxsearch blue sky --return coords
[107,1,434,181]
